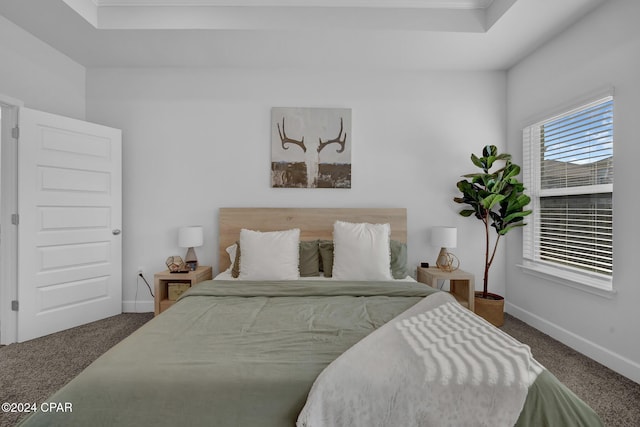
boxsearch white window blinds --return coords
[523,96,613,281]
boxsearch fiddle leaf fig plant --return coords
[453,145,532,299]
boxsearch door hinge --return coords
[11,214,19,225]
[11,300,19,311]
[12,126,19,139]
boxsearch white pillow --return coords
[238,228,300,280]
[332,220,393,281]
[224,243,237,272]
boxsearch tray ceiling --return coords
[0,0,608,70]
[62,0,510,31]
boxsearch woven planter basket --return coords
[474,292,505,327]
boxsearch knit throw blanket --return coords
[297,292,544,427]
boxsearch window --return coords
[522,95,613,290]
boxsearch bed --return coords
[18,208,603,427]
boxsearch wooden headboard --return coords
[218,207,407,272]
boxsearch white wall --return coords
[506,0,640,383]
[0,15,85,119]
[86,68,507,312]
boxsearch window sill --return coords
[517,261,616,299]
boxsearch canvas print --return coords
[271,107,352,188]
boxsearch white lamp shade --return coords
[178,226,203,248]
[431,226,457,249]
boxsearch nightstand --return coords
[154,265,213,316]
[416,266,475,312]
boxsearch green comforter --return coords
[17,280,602,427]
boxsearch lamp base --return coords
[436,248,459,272]
[185,247,198,271]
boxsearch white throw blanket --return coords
[297,292,543,427]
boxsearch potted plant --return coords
[453,145,532,326]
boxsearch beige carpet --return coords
[0,313,153,427]
[501,314,640,427]
[1,312,639,427]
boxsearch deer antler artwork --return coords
[318,118,347,153]
[277,117,306,153]
[271,107,351,189]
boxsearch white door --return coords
[17,108,122,342]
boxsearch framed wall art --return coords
[271,107,352,188]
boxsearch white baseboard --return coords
[122,300,154,313]
[505,302,640,384]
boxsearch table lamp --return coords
[179,226,203,271]
[431,226,458,272]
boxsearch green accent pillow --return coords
[389,239,408,279]
[318,240,334,277]
[231,240,319,278]
[231,240,241,278]
[299,240,320,277]
[318,239,407,279]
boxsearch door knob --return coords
[112,229,121,235]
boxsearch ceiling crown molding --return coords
[92,0,495,9]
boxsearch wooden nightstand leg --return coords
[154,277,162,316]
[450,279,475,312]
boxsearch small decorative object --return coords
[166,256,186,273]
[179,226,203,271]
[454,145,532,326]
[271,107,352,189]
[431,226,459,272]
